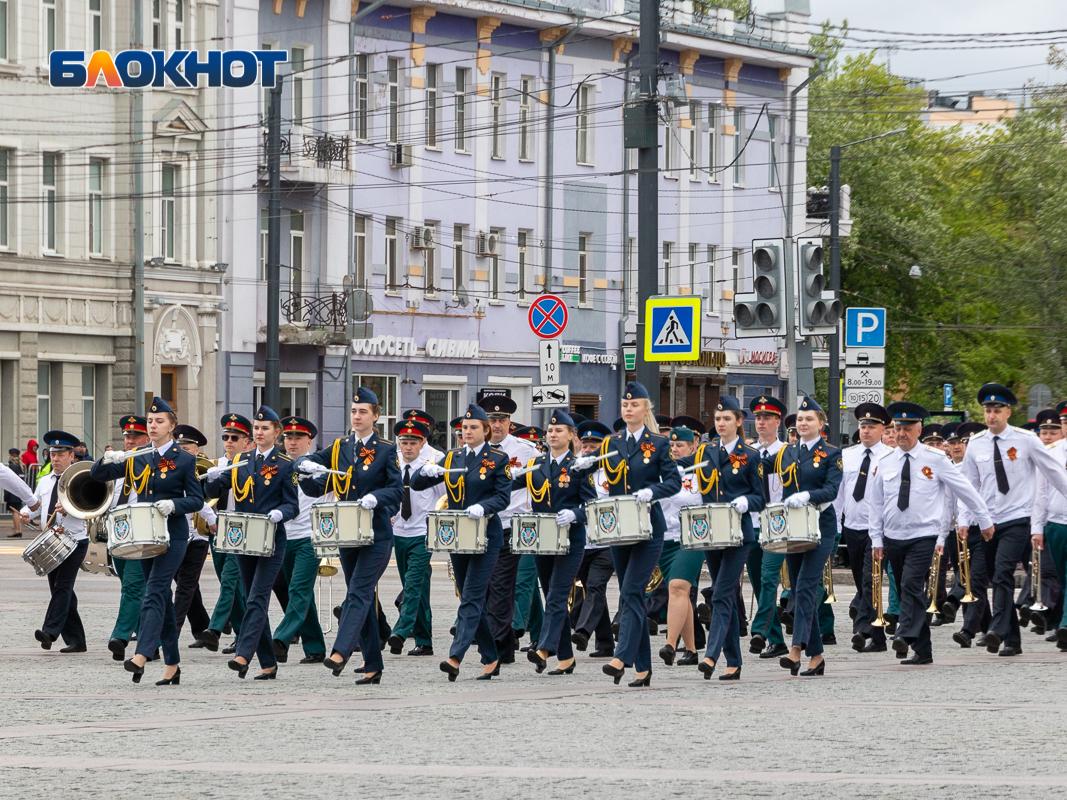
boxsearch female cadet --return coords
[91,397,204,685]
[514,409,596,675]
[205,405,298,680]
[595,382,681,687]
[774,396,843,676]
[297,387,401,685]
[693,397,765,681]
[410,404,511,681]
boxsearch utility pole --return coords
[265,80,283,411]
[634,0,660,397]
[132,0,145,413]
[827,144,842,442]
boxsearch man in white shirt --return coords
[387,418,445,656]
[960,383,1067,656]
[835,402,894,654]
[21,431,88,653]
[870,403,992,664]
[1030,407,1067,648]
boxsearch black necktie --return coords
[897,453,911,511]
[47,477,60,518]
[402,464,412,521]
[992,436,1010,494]
[853,448,872,502]
[760,449,770,498]
[628,435,639,458]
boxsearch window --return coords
[454,68,469,152]
[37,362,51,444]
[706,244,718,313]
[88,158,105,256]
[258,207,268,280]
[0,148,9,249]
[731,248,742,295]
[152,0,161,48]
[89,0,103,51]
[576,84,593,164]
[42,152,59,254]
[289,210,304,319]
[42,0,56,54]
[688,102,700,180]
[0,0,8,61]
[661,241,672,293]
[354,54,369,140]
[768,114,781,189]
[626,237,636,311]
[174,0,184,49]
[425,64,439,147]
[424,222,437,292]
[81,365,96,450]
[291,47,305,126]
[453,224,465,292]
[385,217,398,289]
[253,385,308,420]
[578,233,589,305]
[517,230,529,301]
[490,73,504,158]
[161,163,177,260]
[353,215,367,288]
[707,102,720,180]
[519,77,534,161]
[663,116,675,175]
[732,107,744,186]
[160,366,178,414]
[489,227,502,300]
[688,242,698,295]
[423,386,459,451]
[351,374,398,438]
[387,57,400,145]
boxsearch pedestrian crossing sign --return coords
[644,296,701,362]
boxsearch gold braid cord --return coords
[600,436,628,490]
[329,438,353,497]
[525,457,550,505]
[694,443,719,497]
[774,446,798,489]
[125,457,151,497]
[230,460,254,503]
[443,450,465,505]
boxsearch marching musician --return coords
[774,396,842,677]
[271,416,327,665]
[204,405,297,680]
[515,409,595,676]
[1018,410,1064,635]
[172,424,216,645]
[692,398,765,681]
[597,381,681,687]
[959,383,1067,657]
[105,415,149,661]
[836,403,893,654]
[411,404,511,681]
[1030,408,1067,649]
[869,402,992,664]
[388,416,444,657]
[297,387,401,685]
[91,397,204,684]
[933,421,965,625]
[22,430,87,653]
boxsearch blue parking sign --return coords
[844,307,886,348]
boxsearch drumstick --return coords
[680,460,709,475]
[296,466,348,479]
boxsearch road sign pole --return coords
[635,0,660,400]
[827,144,842,444]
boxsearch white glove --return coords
[297,460,329,476]
[420,463,446,478]
[510,464,536,479]
[268,510,283,524]
[204,464,229,480]
[467,504,485,519]
[572,455,598,471]
[153,499,175,516]
[103,449,130,464]
[633,488,654,503]
[785,492,810,509]
[730,496,749,515]
[555,509,576,526]
[358,494,378,510]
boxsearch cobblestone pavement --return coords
[1,538,1064,800]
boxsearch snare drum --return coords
[311,502,374,550]
[585,496,652,546]
[80,540,116,576]
[759,503,820,554]
[511,513,570,555]
[215,512,277,557]
[426,511,487,554]
[680,503,742,551]
[22,527,78,576]
[106,503,169,559]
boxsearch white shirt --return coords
[0,464,34,507]
[187,504,218,542]
[659,465,702,542]
[752,438,786,528]
[1030,438,1067,532]
[491,433,539,528]
[835,441,893,530]
[960,425,1067,526]
[27,470,88,542]
[284,485,323,540]
[393,453,447,538]
[217,454,240,511]
[869,444,992,548]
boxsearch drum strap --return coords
[46,479,59,518]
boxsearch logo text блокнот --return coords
[49,49,289,89]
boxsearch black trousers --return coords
[174,538,210,637]
[961,526,993,635]
[485,547,522,659]
[43,539,88,647]
[852,530,886,646]
[843,526,869,633]
[571,548,615,650]
[990,520,1031,649]
[885,535,936,658]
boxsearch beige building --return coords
[923,91,1018,132]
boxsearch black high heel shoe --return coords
[476,662,500,681]
[527,649,547,674]
[697,660,715,680]
[628,670,651,688]
[355,671,382,685]
[779,655,801,676]
[155,667,181,686]
[322,654,349,677]
[800,660,825,677]
[548,660,575,675]
[440,660,460,682]
[659,643,676,666]
[123,658,144,684]
[719,667,742,681]
[227,658,249,679]
[253,668,277,681]
[602,662,625,685]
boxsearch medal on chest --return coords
[640,441,656,464]
[359,446,375,471]
[158,457,176,479]
[260,464,278,485]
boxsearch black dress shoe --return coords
[984,632,1002,654]
[1018,606,1031,627]
[323,654,349,677]
[780,610,794,627]
[779,656,801,676]
[59,644,87,653]
[156,667,181,685]
[998,645,1022,657]
[848,606,857,621]
[718,668,741,681]
[974,633,988,648]
[900,654,932,665]
[440,660,460,682]
[548,661,576,675]
[253,669,277,680]
[749,634,766,654]
[696,603,711,626]
[476,663,500,681]
[940,599,959,623]
[527,649,547,673]
[675,650,698,666]
[272,639,288,663]
[222,642,237,655]
[697,660,715,680]
[299,653,325,664]
[892,638,909,658]
[589,647,614,658]
[799,660,825,676]
[333,605,342,620]
[602,662,625,684]
[952,630,973,648]
[227,659,249,679]
[1045,632,1058,643]
[192,629,220,651]
[407,645,434,656]
[1057,627,1067,647]
[628,670,651,687]
[861,640,887,653]
[449,625,457,636]
[759,643,789,659]
[822,633,837,646]
[34,630,55,650]
[930,614,945,627]
[355,671,382,685]
[611,621,620,638]
[107,638,127,661]
[851,633,866,652]
[885,619,898,635]
[498,649,515,665]
[387,634,404,655]
[571,630,589,651]
[658,643,676,665]
[124,658,144,683]
[739,622,748,638]
[646,618,658,636]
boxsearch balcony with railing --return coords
[270,290,350,346]
[260,129,355,185]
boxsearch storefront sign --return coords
[559,345,618,368]
[736,349,779,367]
[661,350,726,369]
[351,335,480,359]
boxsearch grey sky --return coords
[805,0,1063,95]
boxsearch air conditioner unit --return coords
[411,226,435,250]
[476,231,499,258]
[388,143,413,167]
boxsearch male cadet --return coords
[748,395,789,659]
[388,416,445,656]
[959,383,1067,656]
[835,403,893,653]
[172,424,216,644]
[106,414,149,660]
[869,402,991,664]
[479,394,539,663]
[1028,409,1066,642]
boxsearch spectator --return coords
[74,442,90,461]
[5,448,25,538]
[21,439,38,468]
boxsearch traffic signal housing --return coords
[797,236,842,336]
[733,238,785,338]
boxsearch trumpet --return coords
[645,565,664,594]
[958,529,976,603]
[567,579,585,615]
[779,560,791,591]
[926,548,943,614]
[1030,546,1049,613]
[823,559,836,604]
[871,550,887,628]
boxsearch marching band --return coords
[13,379,1067,686]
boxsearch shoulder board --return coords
[276,452,292,461]
[923,444,948,457]
[969,430,988,440]
[647,432,668,442]
[489,447,507,457]
[875,449,896,463]
[739,442,759,455]
[377,437,393,445]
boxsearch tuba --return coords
[195,454,216,480]
[57,461,114,521]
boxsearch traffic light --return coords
[797,236,842,336]
[733,238,785,338]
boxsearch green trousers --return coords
[110,557,145,642]
[753,548,786,647]
[513,554,543,642]
[273,538,326,656]
[887,561,901,615]
[1045,522,1067,629]
[392,535,433,646]
[209,548,245,634]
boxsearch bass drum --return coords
[80,540,116,576]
